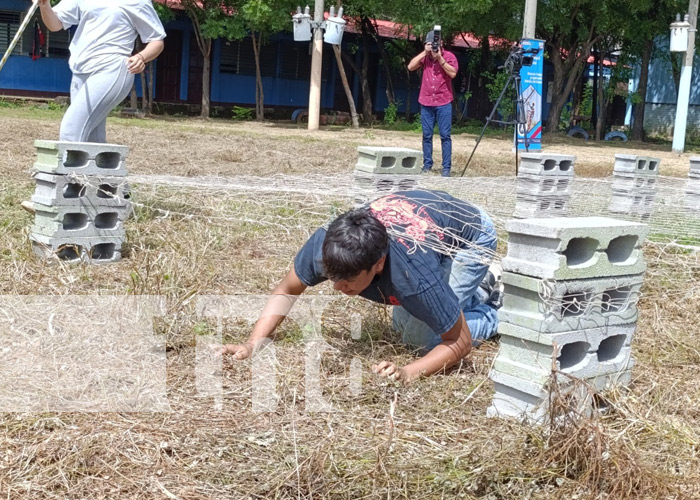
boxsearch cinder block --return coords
[513,195,569,219]
[487,368,633,422]
[685,192,700,212]
[501,216,648,280]
[690,157,700,179]
[498,272,644,333]
[34,140,128,176]
[352,171,419,205]
[613,154,661,176]
[609,192,656,216]
[31,172,131,207]
[493,322,636,386]
[516,174,572,196]
[518,153,575,177]
[31,203,128,238]
[30,234,123,264]
[685,178,700,195]
[354,147,421,175]
[611,172,658,193]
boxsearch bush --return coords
[232,106,254,121]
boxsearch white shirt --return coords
[54,0,166,74]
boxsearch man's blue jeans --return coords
[392,210,499,354]
[421,103,453,174]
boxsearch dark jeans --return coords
[421,103,452,173]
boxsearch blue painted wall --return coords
[645,36,700,105]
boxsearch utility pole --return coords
[672,0,699,153]
[308,0,324,131]
[522,0,537,39]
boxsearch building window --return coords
[0,10,21,55]
[219,37,277,77]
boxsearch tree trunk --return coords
[252,32,264,121]
[631,39,652,141]
[475,35,492,121]
[363,17,395,106]
[200,39,211,118]
[359,21,373,124]
[333,45,359,128]
[146,61,154,115]
[140,72,147,113]
[130,85,138,110]
[595,53,606,140]
[545,41,590,133]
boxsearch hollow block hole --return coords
[554,200,565,209]
[62,213,89,231]
[95,152,121,169]
[401,157,416,169]
[648,160,659,171]
[601,286,633,313]
[91,243,116,261]
[557,179,569,192]
[376,179,394,191]
[559,160,573,171]
[543,159,556,171]
[597,334,626,362]
[564,237,598,267]
[561,291,591,317]
[380,156,397,169]
[97,184,118,198]
[63,183,86,198]
[94,212,119,230]
[542,179,556,192]
[637,159,647,170]
[558,341,590,370]
[397,179,416,190]
[63,150,89,168]
[56,244,82,261]
[539,201,551,210]
[606,235,637,264]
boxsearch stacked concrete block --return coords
[513,153,575,219]
[28,140,131,264]
[353,146,421,205]
[609,154,660,220]
[685,157,700,212]
[488,216,647,423]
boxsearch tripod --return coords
[459,64,531,177]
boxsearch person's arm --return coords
[436,50,457,79]
[126,40,165,74]
[407,43,431,72]
[373,313,472,383]
[220,264,308,359]
[36,0,63,32]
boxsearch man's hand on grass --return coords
[372,360,409,384]
[216,342,254,360]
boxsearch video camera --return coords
[431,25,441,52]
[503,43,541,74]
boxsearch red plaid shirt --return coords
[418,50,458,107]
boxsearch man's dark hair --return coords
[322,208,389,281]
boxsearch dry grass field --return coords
[0,105,699,499]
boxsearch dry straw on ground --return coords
[0,107,699,499]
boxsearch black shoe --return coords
[486,289,504,310]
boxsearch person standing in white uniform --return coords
[36,0,166,143]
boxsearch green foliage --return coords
[47,101,66,112]
[152,2,175,23]
[232,105,254,120]
[484,70,516,123]
[0,98,21,109]
[383,100,400,125]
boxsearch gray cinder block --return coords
[690,157,700,179]
[613,154,661,176]
[609,192,656,216]
[352,171,419,205]
[31,172,131,207]
[354,146,422,175]
[34,140,128,176]
[611,172,658,193]
[501,216,648,280]
[516,174,572,197]
[685,192,700,212]
[518,153,576,177]
[513,195,569,219]
[31,203,129,238]
[30,234,123,264]
[493,322,636,386]
[685,178,700,195]
[498,272,644,333]
[487,368,633,422]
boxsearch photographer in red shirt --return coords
[408,29,458,177]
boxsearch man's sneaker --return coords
[20,201,35,215]
[441,169,451,177]
[486,289,504,310]
[421,168,432,174]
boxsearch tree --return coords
[169,0,237,118]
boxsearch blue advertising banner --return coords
[517,38,545,151]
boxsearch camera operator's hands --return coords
[424,42,433,56]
